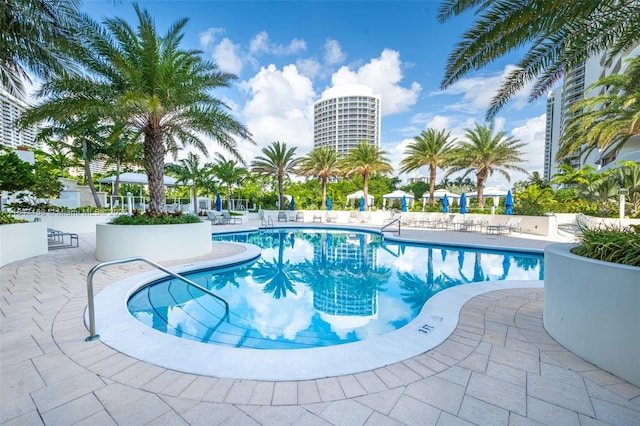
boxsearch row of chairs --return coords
[403,213,522,235]
[207,211,242,225]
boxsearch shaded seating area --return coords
[47,228,79,249]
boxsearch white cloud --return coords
[199,27,224,49]
[323,39,346,65]
[213,38,244,75]
[330,49,422,116]
[249,31,307,56]
[434,65,532,114]
[238,64,316,162]
[510,113,546,177]
[296,57,322,79]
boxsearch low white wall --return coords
[96,221,212,262]
[544,243,640,387]
[0,222,48,267]
[13,213,115,233]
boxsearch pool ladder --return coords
[380,218,401,236]
[85,257,230,341]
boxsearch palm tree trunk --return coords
[192,184,198,215]
[144,132,166,214]
[114,158,121,207]
[429,165,436,207]
[278,173,284,210]
[321,177,327,209]
[363,172,370,211]
[226,182,232,212]
[477,171,487,208]
[82,139,102,208]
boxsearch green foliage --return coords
[572,225,640,267]
[0,151,35,193]
[109,210,202,225]
[0,211,28,225]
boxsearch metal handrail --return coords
[381,218,401,235]
[85,257,230,341]
[267,216,274,228]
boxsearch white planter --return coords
[544,243,640,387]
[96,221,211,262]
[0,222,48,267]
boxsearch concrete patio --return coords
[1,224,639,425]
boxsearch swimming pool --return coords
[128,228,543,350]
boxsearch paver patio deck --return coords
[1,223,639,425]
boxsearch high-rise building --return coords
[313,85,381,156]
[0,86,40,150]
[544,42,640,177]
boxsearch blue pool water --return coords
[128,228,543,350]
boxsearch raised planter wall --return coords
[14,213,116,233]
[0,222,48,267]
[544,243,640,387]
[96,221,212,262]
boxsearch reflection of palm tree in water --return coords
[252,231,301,299]
[398,248,458,311]
[457,251,489,283]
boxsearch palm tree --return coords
[251,141,299,210]
[210,153,247,212]
[340,141,393,211]
[551,162,599,189]
[447,123,527,208]
[400,128,456,207]
[19,5,252,214]
[102,128,143,202]
[165,152,204,215]
[437,0,640,119]
[611,163,640,216]
[35,139,79,178]
[559,56,640,161]
[583,179,619,217]
[1,0,81,96]
[297,146,341,209]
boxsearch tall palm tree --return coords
[165,152,204,215]
[438,0,640,119]
[251,141,299,210]
[551,162,599,189]
[35,138,79,178]
[340,141,393,211]
[1,0,81,96]
[447,123,527,208]
[19,5,252,214]
[297,146,341,209]
[102,127,143,202]
[400,128,456,207]
[559,56,640,161]
[210,153,247,212]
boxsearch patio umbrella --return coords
[290,196,295,210]
[441,194,449,213]
[326,196,332,210]
[359,196,365,211]
[401,195,408,212]
[215,193,222,212]
[459,192,467,214]
[505,190,513,215]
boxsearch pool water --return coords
[128,229,543,350]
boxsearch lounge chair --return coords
[207,211,222,224]
[222,211,242,224]
[277,211,288,222]
[296,211,304,222]
[326,213,337,223]
[486,217,521,235]
[47,228,79,249]
[313,212,323,222]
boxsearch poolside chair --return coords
[486,217,521,235]
[277,211,287,222]
[349,211,358,223]
[222,211,242,224]
[313,212,323,222]
[207,211,222,224]
[326,213,337,223]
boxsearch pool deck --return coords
[2,222,639,425]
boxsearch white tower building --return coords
[1,86,40,150]
[313,85,381,156]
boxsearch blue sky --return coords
[80,0,549,189]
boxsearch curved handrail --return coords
[85,257,229,341]
[381,218,401,235]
